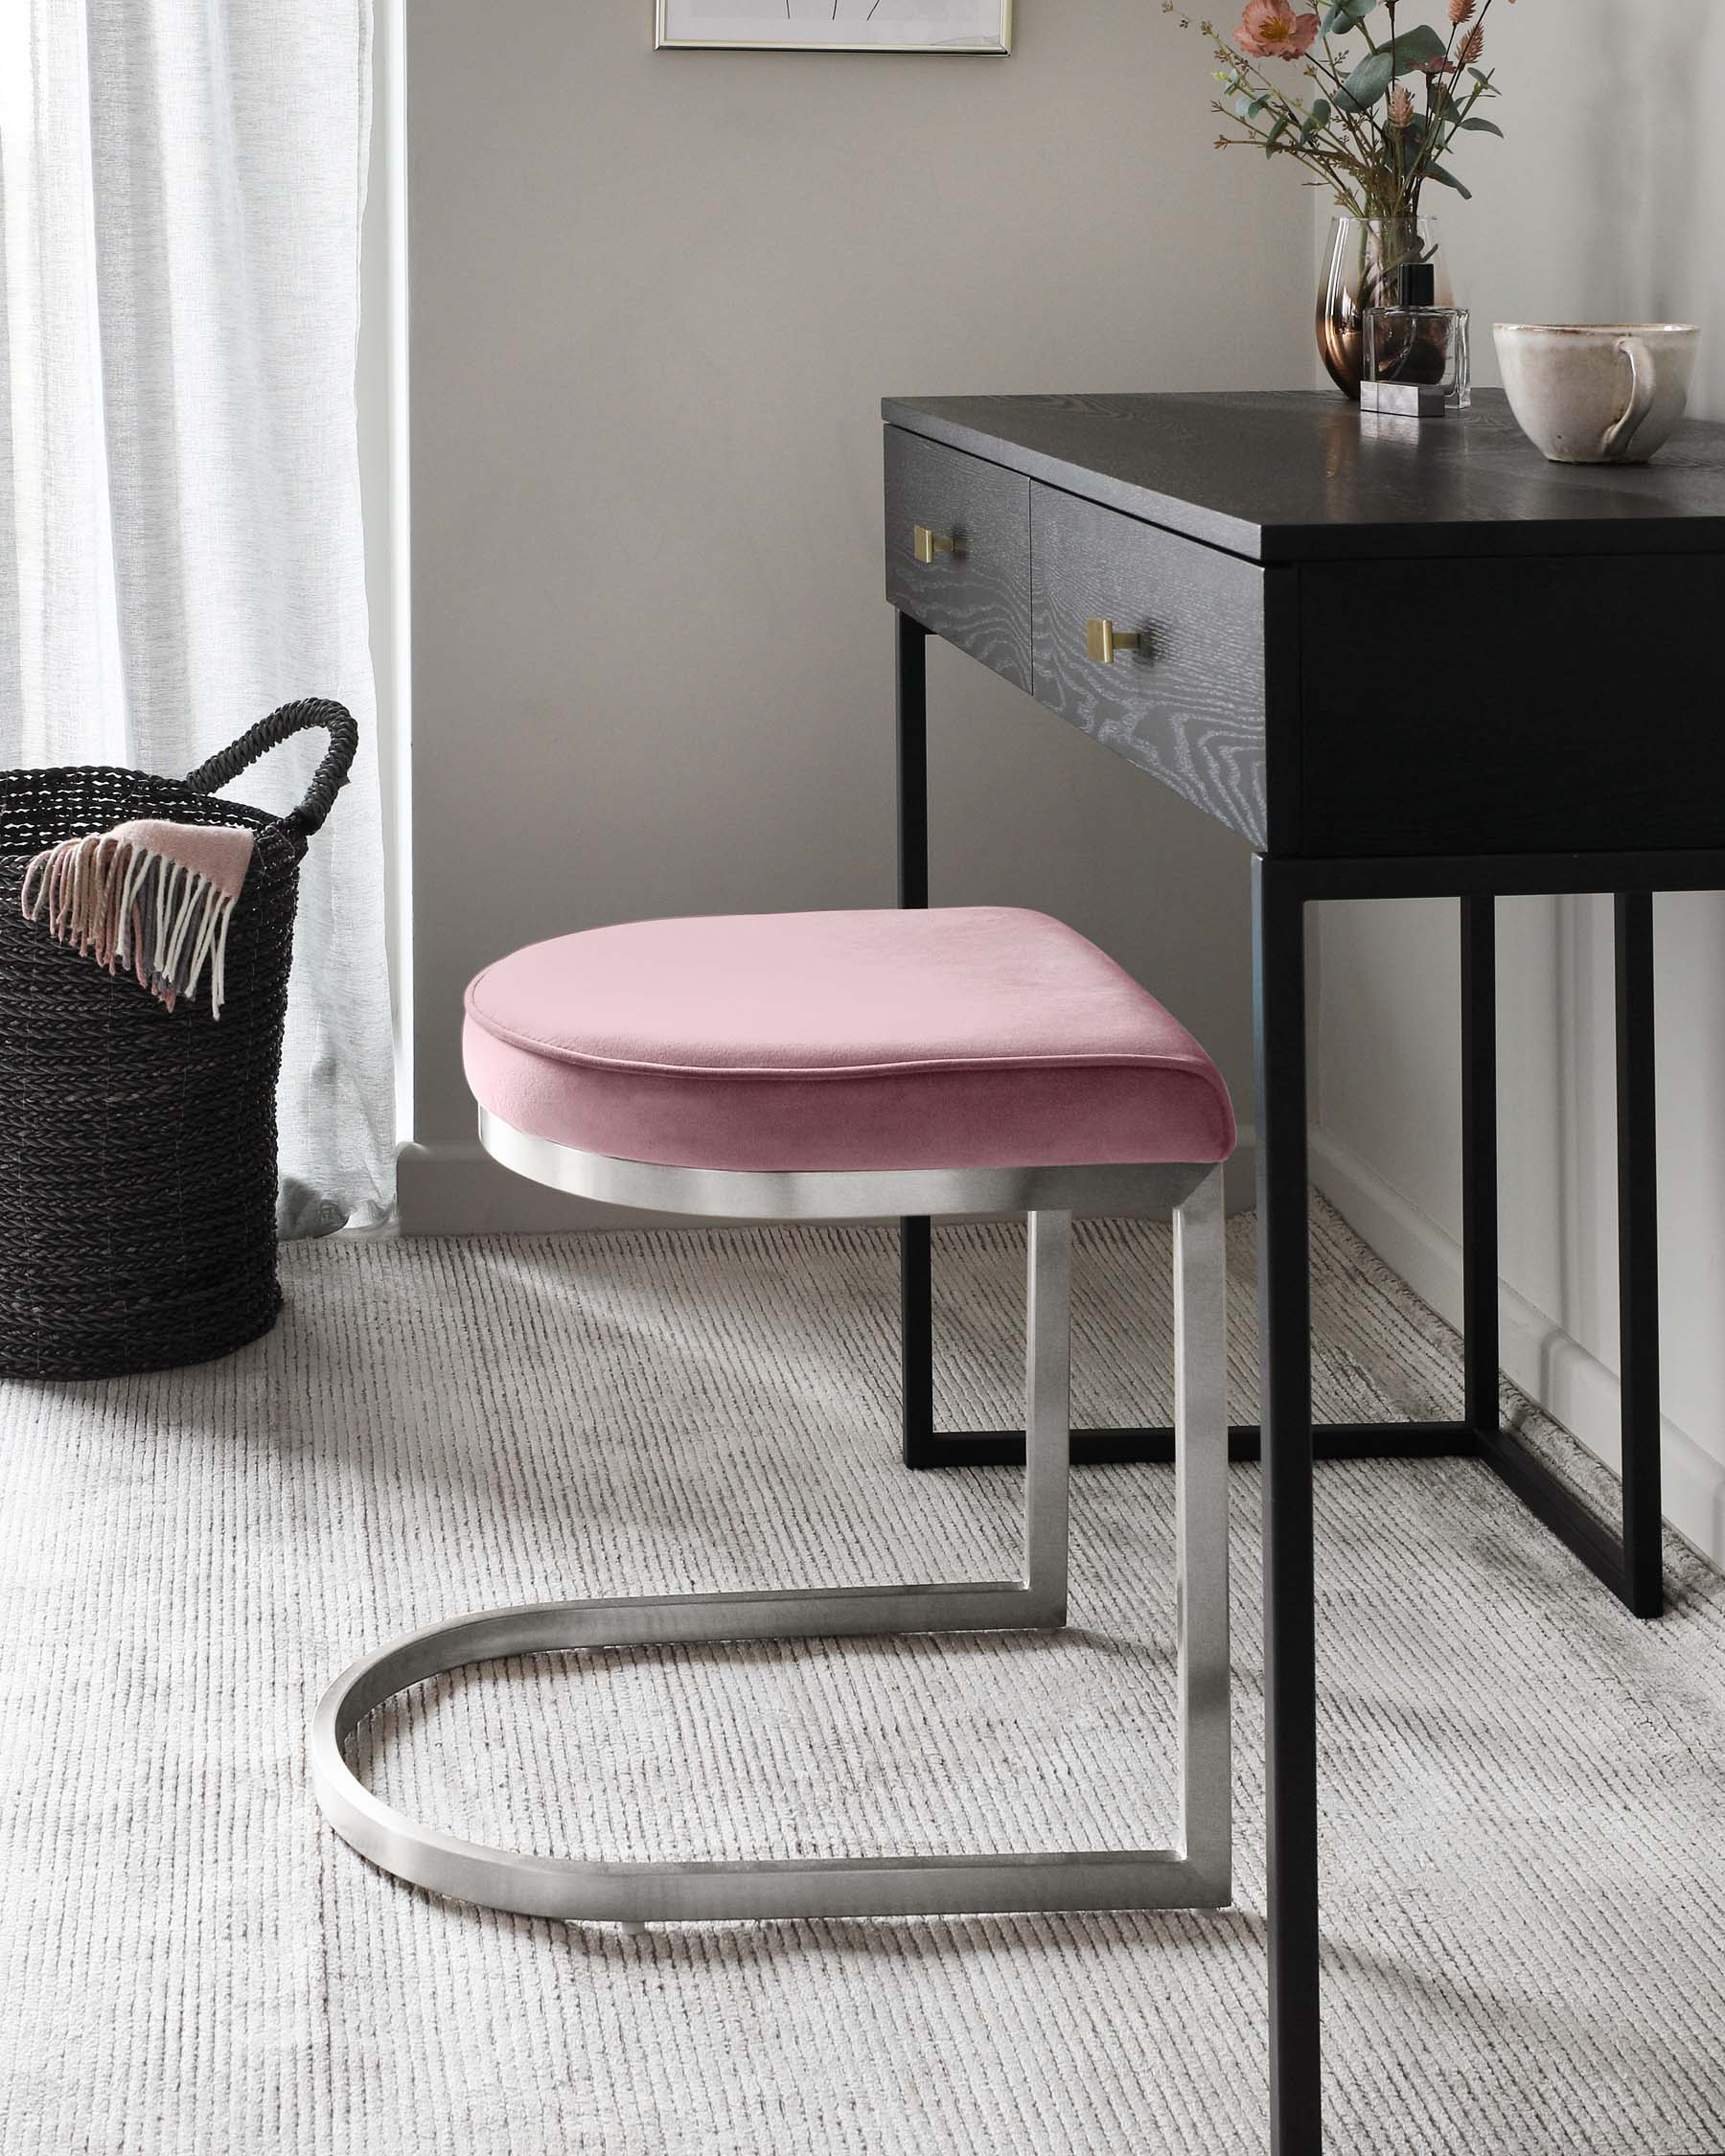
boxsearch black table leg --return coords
[1461,897,1501,1439]
[901,1215,937,1468]
[1254,856,1322,2156]
[1616,892,1664,1618]
[1467,889,1665,1617]
[895,611,929,915]
[895,612,938,1468]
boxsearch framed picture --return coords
[656,1,1012,55]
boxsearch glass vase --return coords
[1317,216,1451,401]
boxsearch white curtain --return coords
[0,0,392,1233]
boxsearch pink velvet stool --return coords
[313,906,1235,1929]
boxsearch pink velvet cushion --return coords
[463,907,1236,1174]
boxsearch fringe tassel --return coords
[20,834,241,1020]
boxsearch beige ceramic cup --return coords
[1493,323,1699,464]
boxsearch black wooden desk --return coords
[880,387,1725,2154]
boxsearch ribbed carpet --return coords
[3,1204,1723,2156]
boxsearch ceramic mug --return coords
[1493,323,1699,464]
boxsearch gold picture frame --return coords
[656,1,1012,54]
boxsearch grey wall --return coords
[399,0,1313,1230]
[1310,0,1725,1566]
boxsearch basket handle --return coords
[183,698,358,843]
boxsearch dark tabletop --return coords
[881,389,1725,563]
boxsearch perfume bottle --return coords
[1364,263,1471,413]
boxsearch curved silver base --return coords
[310,1580,1220,1925]
[311,1172,1231,1926]
[476,1105,1211,1224]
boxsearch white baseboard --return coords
[396,1129,1260,1237]
[1311,1124,1725,1571]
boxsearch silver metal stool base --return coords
[311,1150,1231,1927]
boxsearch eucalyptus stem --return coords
[1403,0,1501,199]
[1310,40,1380,182]
[1213,103,1368,202]
[1166,0,1510,224]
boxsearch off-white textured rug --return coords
[3,1205,1723,2156]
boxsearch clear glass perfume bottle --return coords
[1364,264,1471,410]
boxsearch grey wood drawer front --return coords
[1029,485,1268,847]
[885,427,1031,692]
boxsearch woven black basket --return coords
[0,699,357,1379]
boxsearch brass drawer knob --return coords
[1086,617,1142,667]
[913,525,955,566]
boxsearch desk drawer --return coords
[1030,486,1268,847]
[885,427,1031,692]
[1300,555,1725,855]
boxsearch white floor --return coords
[2,1205,1722,2154]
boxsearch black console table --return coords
[880,388,1725,2153]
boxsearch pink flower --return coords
[1418,21,1484,70]
[1234,0,1320,60]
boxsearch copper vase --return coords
[1317,215,1449,401]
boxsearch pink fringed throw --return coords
[20,819,254,1020]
